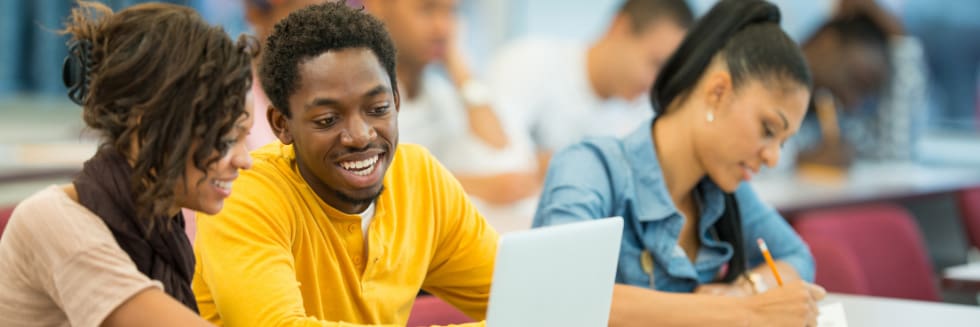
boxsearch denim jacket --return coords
[533,119,814,292]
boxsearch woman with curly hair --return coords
[0,2,255,326]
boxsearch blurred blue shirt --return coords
[532,119,814,292]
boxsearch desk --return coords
[942,262,980,292]
[824,293,980,326]
[0,97,96,204]
[751,134,980,213]
[0,141,96,204]
[751,161,980,212]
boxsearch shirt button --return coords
[347,223,358,233]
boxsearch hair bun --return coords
[739,1,780,31]
[63,38,94,106]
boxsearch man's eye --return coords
[315,117,336,127]
[369,105,390,115]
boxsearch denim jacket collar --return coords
[624,119,731,222]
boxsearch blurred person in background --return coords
[792,0,906,169]
[436,0,694,231]
[803,9,894,112]
[363,0,543,232]
[787,7,895,172]
[486,0,693,195]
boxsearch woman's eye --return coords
[217,139,235,155]
[762,123,775,138]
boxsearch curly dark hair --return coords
[260,1,397,118]
[62,1,257,222]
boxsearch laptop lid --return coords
[485,217,624,327]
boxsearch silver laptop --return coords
[485,217,624,327]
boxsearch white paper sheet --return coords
[817,302,848,327]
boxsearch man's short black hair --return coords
[618,0,695,33]
[260,2,397,117]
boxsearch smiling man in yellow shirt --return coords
[190,3,497,326]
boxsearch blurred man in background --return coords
[363,0,543,232]
[487,0,693,191]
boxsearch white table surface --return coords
[945,262,980,281]
[823,293,980,326]
[752,160,980,212]
[752,134,980,212]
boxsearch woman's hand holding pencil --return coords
[740,238,827,326]
[742,280,827,327]
[758,238,785,287]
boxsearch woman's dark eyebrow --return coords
[776,110,789,130]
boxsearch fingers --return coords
[807,295,819,318]
[747,281,823,327]
[807,283,827,301]
[805,283,823,327]
[788,281,819,327]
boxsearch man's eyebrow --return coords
[307,97,341,109]
[362,85,390,98]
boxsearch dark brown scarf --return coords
[73,146,198,313]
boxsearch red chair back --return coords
[0,204,15,239]
[406,295,473,327]
[793,203,940,301]
[801,234,872,295]
[957,187,980,250]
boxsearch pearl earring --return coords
[706,111,715,123]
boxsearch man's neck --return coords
[586,41,616,100]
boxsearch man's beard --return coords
[333,185,385,210]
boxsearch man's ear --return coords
[393,87,401,112]
[267,105,294,145]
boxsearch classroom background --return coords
[1,0,980,314]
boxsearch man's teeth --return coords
[340,155,379,172]
[212,180,232,190]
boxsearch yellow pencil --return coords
[757,238,784,286]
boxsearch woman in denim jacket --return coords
[533,0,826,326]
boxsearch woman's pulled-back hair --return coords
[651,0,811,116]
[62,1,257,222]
